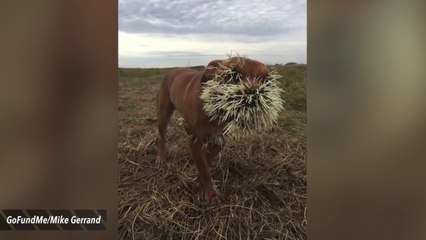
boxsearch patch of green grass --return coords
[279,110,306,140]
[274,64,306,112]
[271,64,306,140]
[119,68,171,79]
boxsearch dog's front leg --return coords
[188,137,218,201]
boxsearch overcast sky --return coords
[119,0,306,68]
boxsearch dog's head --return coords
[201,57,269,86]
[200,56,284,135]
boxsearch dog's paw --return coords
[155,155,166,166]
[197,185,219,202]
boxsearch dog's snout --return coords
[244,88,258,95]
[239,87,261,108]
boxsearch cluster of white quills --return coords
[201,64,285,143]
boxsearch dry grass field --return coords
[118,63,307,239]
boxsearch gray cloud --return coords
[145,50,223,57]
[120,49,306,68]
[119,0,306,40]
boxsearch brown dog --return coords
[156,57,271,201]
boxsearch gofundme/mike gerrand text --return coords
[6,215,102,225]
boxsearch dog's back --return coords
[163,68,200,92]
[160,68,205,125]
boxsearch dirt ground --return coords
[118,64,307,239]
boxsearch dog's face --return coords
[200,57,284,136]
[202,57,269,87]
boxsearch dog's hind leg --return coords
[156,88,174,165]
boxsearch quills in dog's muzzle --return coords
[201,68,285,138]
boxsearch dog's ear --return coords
[201,60,224,83]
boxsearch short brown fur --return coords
[156,57,269,200]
